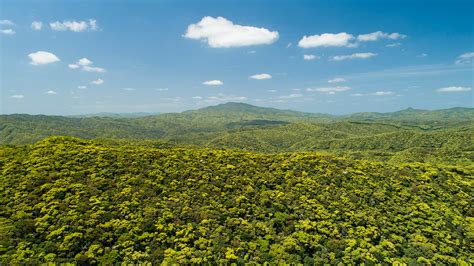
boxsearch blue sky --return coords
[1,0,473,115]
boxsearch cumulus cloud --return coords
[78,58,93,66]
[50,19,99,32]
[455,52,474,64]
[83,66,106,73]
[250,73,272,80]
[437,86,471,93]
[350,91,395,97]
[278,93,302,99]
[11,94,24,99]
[306,86,351,94]
[303,54,318,61]
[45,90,57,95]
[28,51,60,65]
[184,16,279,48]
[91,78,104,85]
[193,93,247,103]
[386,42,401,48]
[328,78,346,83]
[372,91,394,96]
[31,21,43,30]
[331,52,377,61]
[0,20,14,26]
[298,32,355,48]
[0,29,15,35]
[0,20,15,35]
[203,80,223,86]
[357,31,407,42]
[69,58,106,72]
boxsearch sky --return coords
[1,0,473,115]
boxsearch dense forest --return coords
[1,137,472,264]
[0,103,473,263]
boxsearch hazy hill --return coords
[69,112,159,118]
[1,103,473,157]
[348,107,474,127]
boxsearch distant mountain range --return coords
[69,112,160,118]
[1,102,473,160]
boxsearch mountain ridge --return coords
[3,102,473,118]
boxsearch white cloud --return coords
[331,52,377,61]
[328,78,346,83]
[350,93,364,97]
[372,91,394,96]
[78,58,93,66]
[250,73,272,80]
[267,89,277,93]
[303,54,318,61]
[88,19,98,30]
[11,94,24,99]
[50,19,99,32]
[278,93,302,99]
[69,58,106,72]
[306,86,351,94]
[286,42,292,48]
[417,53,428,58]
[31,21,43,30]
[357,31,407,42]
[0,19,15,35]
[78,85,87,89]
[387,33,407,40]
[298,32,354,48]
[91,78,104,85]
[155,88,169,91]
[386,42,401,48]
[203,80,223,86]
[0,20,14,26]
[28,51,60,65]
[83,66,106,73]
[123,87,135,91]
[184,16,279,48]
[193,93,247,103]
[0,29,15,35]
[455,52,474,64]
[45,90,57,95]
[437,86,471,93]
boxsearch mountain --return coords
[185,102,332,120]
[1,103,473,160]
[348,107,474,126]
[69,112,159,118]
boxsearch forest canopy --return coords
[0,136,472,264]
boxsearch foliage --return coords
[0,136,472,264]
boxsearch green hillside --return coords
[0,137,472,264]
[1,103,473,146]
